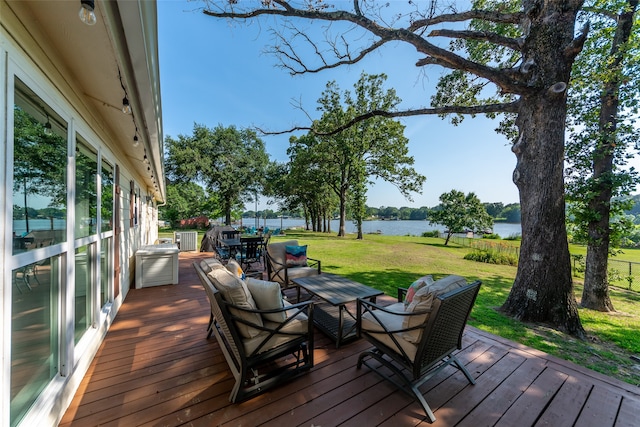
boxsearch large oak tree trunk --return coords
[501,0,585,338]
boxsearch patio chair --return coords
[221,229,241,240]
[193,261,314,403]
[236,236,264,274]
[265,239,321,290]
[357,277,482,423]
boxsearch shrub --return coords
[483,233,501,239]
[503,233,522,241]
[422,230,439,238]
[464,249,518,266]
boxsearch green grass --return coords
[272,230,640,386]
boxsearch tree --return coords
[501,203,522,223]
[309,73,425,238]
[379,206,399,220]
[201,1,587,336]
[409,207,429,221]
[159,181,220,225]
[565,0,640,312]
[429,190,493,245]
[286,134,337,231]
[165,123,270,225]
[484,202,505,218]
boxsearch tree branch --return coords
[202,2,530,94]
[270,30,391,75]
[429,29,522,52]
[565,22,590,60]
[255,100,520,136]
[409,9,523,31]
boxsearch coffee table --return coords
[292,273,383,347]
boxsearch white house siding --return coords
[0,1,164,426]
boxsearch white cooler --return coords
[135,244,179,288]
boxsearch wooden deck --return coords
[60,252,640,426]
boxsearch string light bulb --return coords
[122,97,132,114]
[133,135,139,147]
[78,0,97,26]
[43,116,52,135]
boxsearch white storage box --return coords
[135,244,179,288]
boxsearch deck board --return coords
[60,251,640,426]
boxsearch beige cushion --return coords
[200,258,224,273]
[267,240,299,267]
[245,277,285,323]
[282,300,309,320]
[207,268,262,338]
[360,302,418,360]
[403,275,467,334]
[226,259,245,279]
[242,316,309,356]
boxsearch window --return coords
[10,256,60,427]
[101,161,114,232]
[12,78,67,254]
[74,245,93,343]
[10,77,68,426]
[100,238,111,306]
[75,138,98,238]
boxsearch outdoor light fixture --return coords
[43,116,52,135]
[78,0,97,26]
[133,135,139,147]
[122,97,131,114]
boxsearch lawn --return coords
[271,229,640,386]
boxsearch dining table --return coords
[219,235,265,260]
[218,238,241,258]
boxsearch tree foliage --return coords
[299,73,425,238]
[159,181,220,225]
[286,133,337,231]
[429,190,494,245]
[165,123,271,225]
[14,107,67,207]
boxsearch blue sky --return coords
[157,1,520,211]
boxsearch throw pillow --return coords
[200,258,224,273]
[402,275,468,343]
[403,274,434,309]
[207,268,262,338]
[285,245,308,267]
[245,277,286,322]
[226,259,245,280]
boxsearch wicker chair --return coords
[357,279,481,423]
[194,261,314,403]
[265,239,321,290]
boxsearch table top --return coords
[219,238,241,248]
[292,273,383,306]
[219,236,265,248]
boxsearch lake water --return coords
[13,218,66,235]
[243,218,522,238]
[18,217,521,239]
